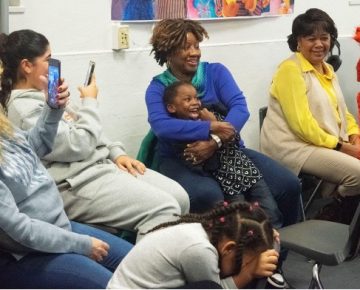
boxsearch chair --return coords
[258,106,323,221]
[279,202,360,289]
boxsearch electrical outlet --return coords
[118,25,129,49]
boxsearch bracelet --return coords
[210,134,222,149]
[334,141,342,151]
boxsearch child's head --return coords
[148,201,274,278]
[163,81,201,120]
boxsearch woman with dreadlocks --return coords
[107,201,279,289]
[142,18,301,230]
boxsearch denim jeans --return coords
[0,222,133,289]
[159,148,301,228]
[242,148,301,227]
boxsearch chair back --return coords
[347,201,360,258]
[259,106,268,130]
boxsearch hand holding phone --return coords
[48,58,61,108]
[84,61,95,86]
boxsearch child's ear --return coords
[167,104,176,114]
[220,241,236,257]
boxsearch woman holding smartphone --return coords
[0,30,132,289]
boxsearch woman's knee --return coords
[189,181,224,213]
[172,186,190,214]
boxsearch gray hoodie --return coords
[8,90,126,188]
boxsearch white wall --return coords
[9,0,360,157]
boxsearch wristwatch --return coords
[334,141,343,151]
[210,134,222,149]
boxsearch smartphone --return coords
[84,60,95,86]
[48,58,61,108]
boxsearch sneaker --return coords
[266,272,285,289]
[266,269,294,289]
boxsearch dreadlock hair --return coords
[150,18,209,66]
[0,30,49,113]
[287,8,338,52]
[146,201,274,276]
[163,80,193,106]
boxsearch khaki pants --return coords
[302,147,360,197]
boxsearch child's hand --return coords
[273,229,280,244]
[78,74,98,99]
[232,249,279,288]
[251,249,279,278]
[199,108,217,121]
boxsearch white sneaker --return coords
[266,273,285,289]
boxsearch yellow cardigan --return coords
[261,53,359,174]
[270,52,359,149]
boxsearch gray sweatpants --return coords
[58,161,190,241]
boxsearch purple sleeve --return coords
[211,63,250,132]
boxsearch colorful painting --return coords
[111,0,294,21]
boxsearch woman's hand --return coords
[349,134,360,147]
[89,237,109,262]
[340,142,360,159]
[56,78,70,108]
[184,140,218,165]
[210,121,235,143]
[78,74,98,99]
[199,108,217,121]
[40,76,70,109]
[115,155,146,176]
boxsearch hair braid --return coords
[144,200,274,278]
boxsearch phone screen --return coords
[48,58,61,108]
[84,61,95,86]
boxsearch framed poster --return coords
[111,0,294,22]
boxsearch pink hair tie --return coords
[247,230,254,236]
[223,201,229,207]
[219,216,225,223]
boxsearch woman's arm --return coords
[211,63,250,132]
[25,104,64,158]
[271,60,338,148]
[0,181,92,255]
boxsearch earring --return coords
[166,59,171,68]
[297,44,300,51]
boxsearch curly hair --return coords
[0,30,49,113]
[287,8,338,52]
[150,18,209,66]
[145,201,274,277]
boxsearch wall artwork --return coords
[111,0,295,22]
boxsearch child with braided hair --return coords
[107,201,280,289]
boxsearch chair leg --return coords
[299,194,306,221]
[308,263,324,289]
[304,179,324,212]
